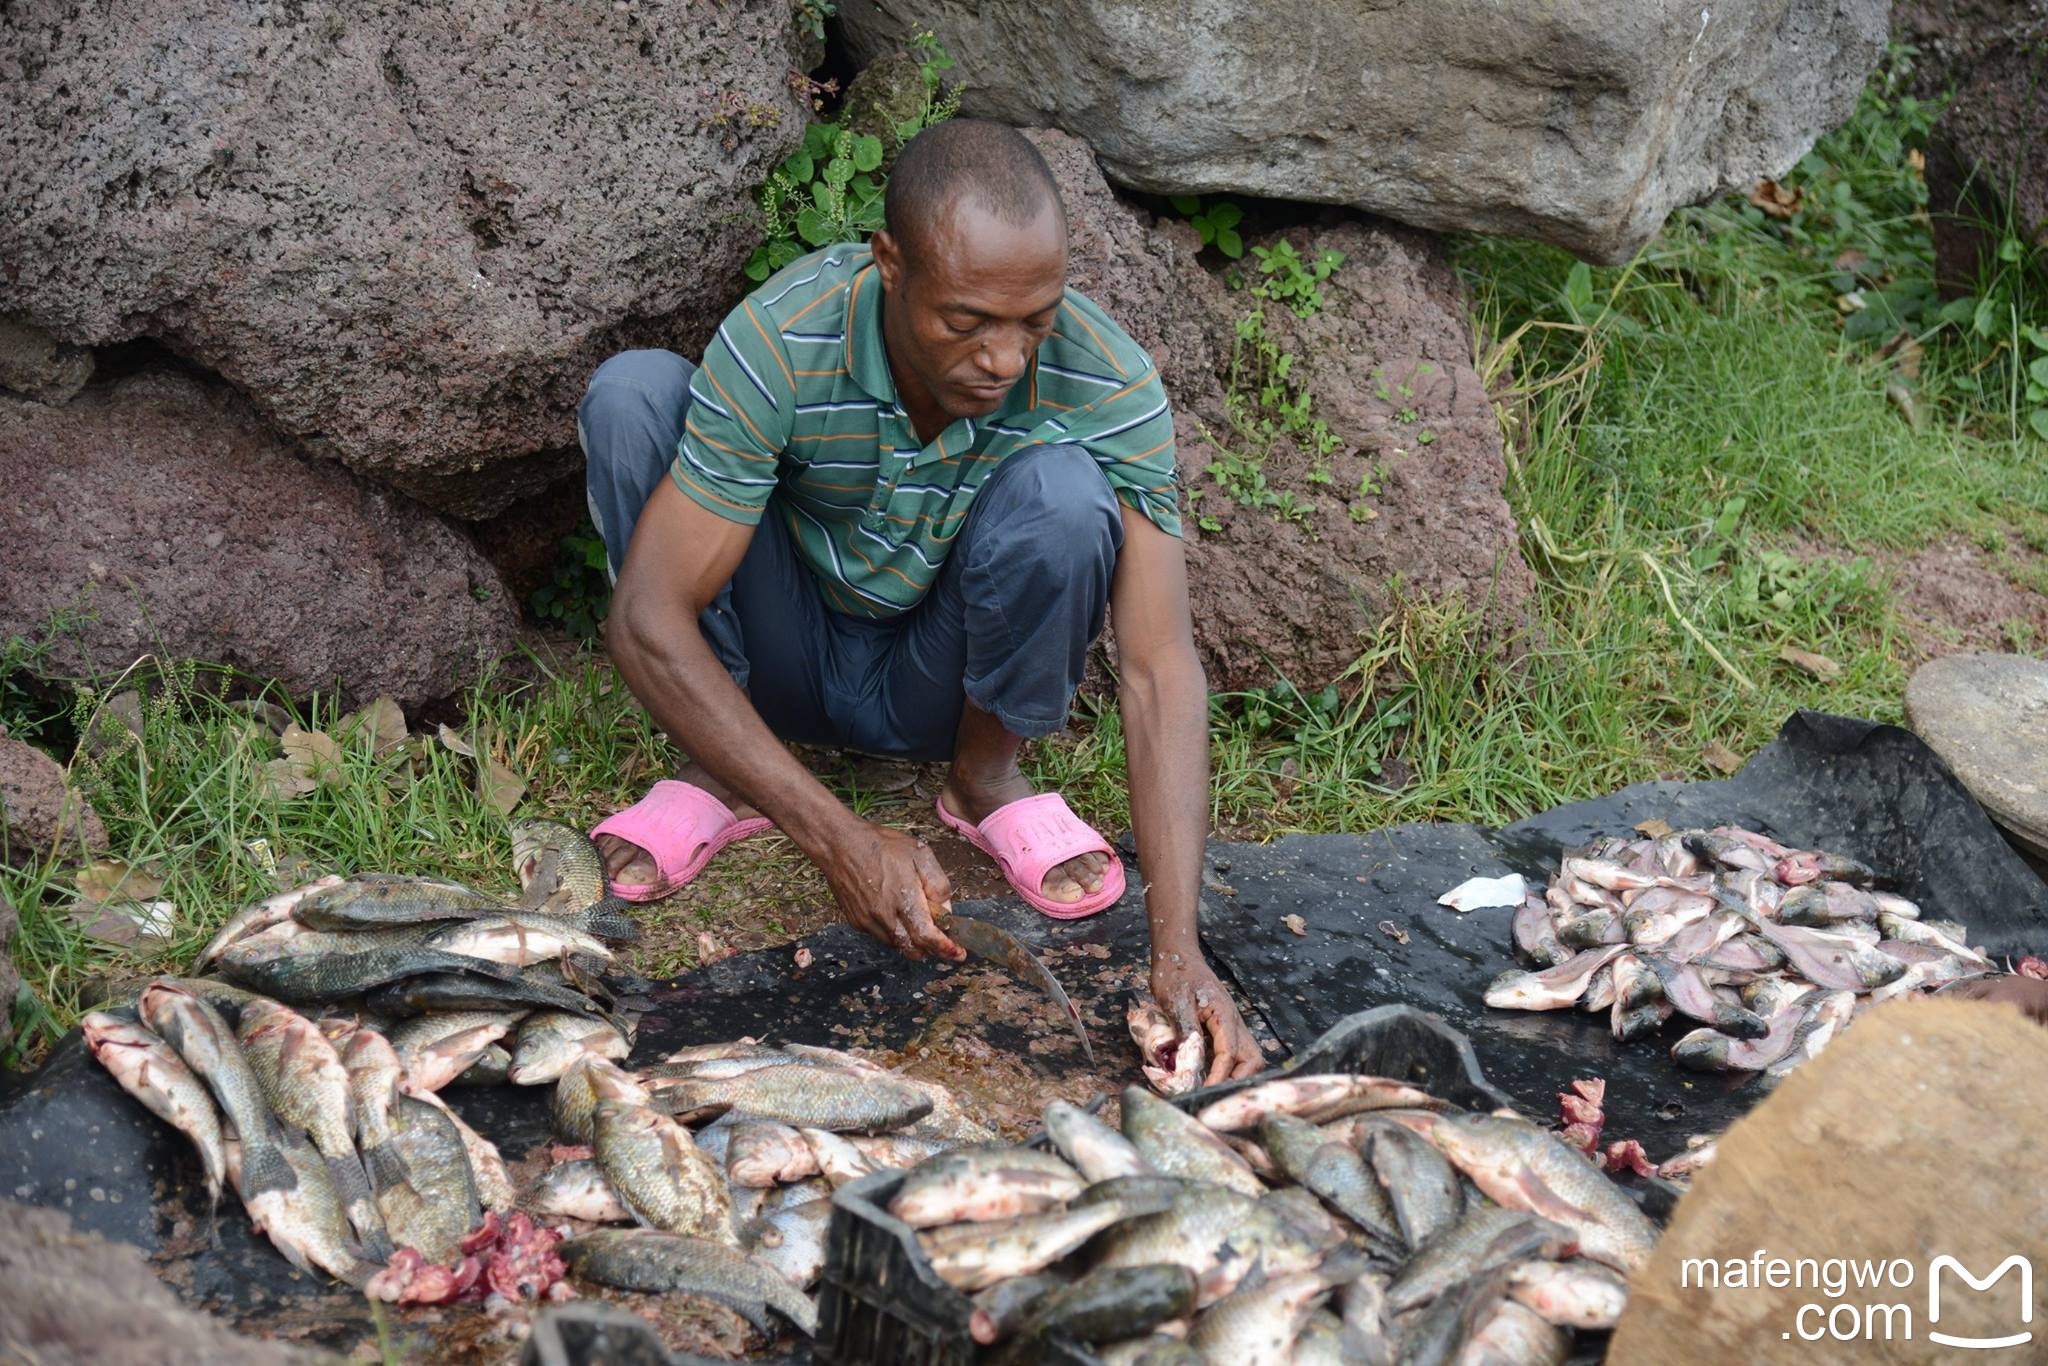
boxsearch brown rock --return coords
[0,735,107,862]
[0,0,812,517]
[1612,999,2048,1362]
[0,316,93,406]
[1029,130,1532,691]
[0,1200,314,1365]
[0,369,522,710]
[0,887,16,1055]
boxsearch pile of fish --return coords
[867,1077,1656,1363]
[1487,826,1994,1074]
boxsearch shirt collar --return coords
[844,262,899,410]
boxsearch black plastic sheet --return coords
[1196,711,2048,1154]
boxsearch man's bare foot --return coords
[596,767,761,887]
[938,765,1109,905]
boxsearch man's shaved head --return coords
[883,119,1067,269]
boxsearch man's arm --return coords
[608,477,962,961]
[1109,506,1262,1082]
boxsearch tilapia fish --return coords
[559,1228,817,1335]
[372,1093,481,1263]
[1187,1250,1364,1366]
[655,1063,932,1133]
[554,1056,652,1145]
[594,1098,733,1242]
[1044,1099,1155,1182]
[388,1010,523,1091]
[528,1159,635,1224]
[740,1198,835,1292]
[1259,1113,1403,1254]
[294,874,510,929]
[725,1120,823,1189]
[197,875,345,968]
[510,817,641,942]
[888,1147,1084,1228]
[508,1010,632,1086]
[1121,1087,1265,1197]
[82,1012,229,1205]
[1426,1114,1658,1273]
[1092,1182,1322,1307]
[918,1198,1145,1292]
[1483,946,1626,1011]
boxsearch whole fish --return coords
[81,1012,229,1206]
[388,1010,523,1091]
[509,817,641,941]
[363,968,612,1021]
[1424,1114,1658,1273]
[842,1131,959,1168]
[407,1084,516,1211]
[887,1147,1084,1228]
[1004,1264,1199,1354]
[328,1022,405,1149]
[1778,881,1879,927]
[726,1120,823,1188]
[1261,1185,1348,1252]
[294,875,510,929]
[198,875,345,967]
[1185,1250,1365,1366]
[139,982,281,1153]
[229,1131,385,1288]
[1091,1183,1322,1306]
[529,1158,634,1223]
[1505,1258,1628,1329]
[1458,1297,1568,1365]
[424,915,614,968]
[1773,848,1877,887]
[373,1094,480,1263]
[594,1098,733,1241]
[1763,989,1856,1079]
[1259,1113,1403,1254]
[1387,1208,1570,1313]
[1364,1118,1464,1248]
[1647,960,1768,1038]
[1483,945,1625,1010]
[558,1228,817,1335]
[236,997,390,1259]
[216,941,541,1007]
[656,1064,932,1133]
[1121,1087,1264,1196]
[918,1199,1145,1292]
[214,920,432,961]
[739,1197,834,1291]
[1194,1074,1450,1133]
[1044,1099,1155,1181]
[1746,916,1907,992]
[1512,894,1569,968]
[509,1010,633,1086]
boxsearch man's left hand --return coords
[1151,955,1262,1085]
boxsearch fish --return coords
[1763,989,1856,1079]
[372,1094,481,1263]
[1363,1118,1464,1248]
[1044,1099,1156,1181]
[1513,894,1570,968]
[1336,1271,1394,1363]
[223,1130,386,1288]
[235,997,390,1259]
[1185,1250,1365,1366]
[655,1063,932,1133]
[1611,998,1675,1043]
[1194,1074,1451,1133]
[528,1158,634,1223]
[388,1010,524,1091]
[1506,1258,1629,1329]
[1672,988,1811,1073]
[1773,848,1877,887]
[1387,1208,1571,1314]
[1424,1114,1658,1273]
[739,1197,834,1291]
[451,1043,513,1087]
[842,1131,958,1168]
[1776,881,1878,927]
[423,915,614,968]
[197,875,346,967]
[1659,909,1747,965]
[1006,1263,1200,1350]
[1552,908,1625,949]
[971,1273,1065,1345]
[726,1120,822,1188]
[594,1098,734,1242]
[329,1022,405,1149]
[887,1147,1085,1227]
[938,912,1094,1063]
[1682,831,1772,875]
[1619,887,1714,945]
[1260,1185,1347,1252]
[1259,1113,1404,1254]
[508,1010,632,1086]
[1458,1297,1569,1365]
[797,1128,880,1187]
[1746,916,1908,992]
[1128,1000,1206,1096]
[1878,912,1991,967]
[407,1084,516,1212]
[1609,953,1663,1011]
[558,1228,818,1335]
[1579,963,1618,1014]
[216,941,543,1008]
[1091,1183,1322,1306]
[509,817,641,941]
[1647,959,1769,1037]
[1120,1087,1265,1196]
[919,1198,1148,1292]
[81,1012,229,1207]
[292,874,511,929]
[139,982,282,1153]
[362,968,613,1021]
[1482,946,1625,1010]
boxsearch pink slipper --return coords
[934,792,1126,920]
[590,780,774,902]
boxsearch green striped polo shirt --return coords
[670,244,1181,618]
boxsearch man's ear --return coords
[871,229,904,293]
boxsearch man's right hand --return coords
[1938,974,2048,1025]
[823,820,965,963]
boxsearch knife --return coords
[939,912,1095,1065]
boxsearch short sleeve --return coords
[669,305,794,525]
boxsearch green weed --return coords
[1169,196,1247,259]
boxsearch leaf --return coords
[476,755,527,816]
[436,723,476,758]
[1746,178,1800,219]
[796,206,833,246]
[2031,408,2048,442]
[1779,645,1842,681]
[850,134,883,172]
[76,858,164,905]
[823,157,854,188]
[1209,202,1243,229]
[1215,228,1243,259]
[786,150,815,183]
[1703,740,1744,775]
[1635,818,1675,838]
[2030,357,2048,389]
[1563,261,1594,319]
[803,122,835,157]
[1169,194,1201,215]
[743,253,771,283]
[1282,913,1308,936]
[280,724,344,784]
[339,696,407,757]
[260,757,319,801]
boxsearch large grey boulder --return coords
[0,1,811,517]
[0,370,522,710]
[844,0,1889,263]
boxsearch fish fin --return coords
[326,1150,395,1261]
[579,898,642,944]
[1510,1167,1596,1229]
[362,1139,418,1202]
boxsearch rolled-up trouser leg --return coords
[859,443,1124,761]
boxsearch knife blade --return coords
[939,912,1095,1065]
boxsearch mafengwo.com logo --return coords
[1679,1250,2034,1350]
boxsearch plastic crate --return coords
[814,1003,1663,1364]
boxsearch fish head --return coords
[510,818,576,887]
[139,981,224,1058]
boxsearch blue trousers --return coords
[579,350,1124,763]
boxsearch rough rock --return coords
[845,0,1888,263]
[0,369,522,710]
[0,887,16,1055]
[0,317,93,406]
[0,0,811,517]
[1030,130,1531,691]
[839,47,933,164]
[1904,652,2048,857]
[0,1201,314,1365]
[1894,0,2048,295]
[1612,999,2048,1363]
[0,735,108,864]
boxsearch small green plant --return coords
[529,519,613,641]
[794,0,836,44]
[1250,241,1345,319]
[1170,196,1246,259]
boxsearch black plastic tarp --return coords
[1196,711,2048,1153]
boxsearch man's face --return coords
[872,200,1067,422]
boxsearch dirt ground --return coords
[1887,531,2048,659]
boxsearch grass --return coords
[5,47,2046,1054]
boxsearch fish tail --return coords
[577,898,642,944]
[327,1151,395,1261]
[362,1139,418,1206]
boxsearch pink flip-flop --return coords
[590,780,774,902]
[934,792,1126,920]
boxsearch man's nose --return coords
[976,331,1031,381]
